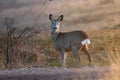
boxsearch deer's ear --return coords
[49,14,53,20]
[57,15,64,21]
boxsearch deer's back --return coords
[54,30,89,51]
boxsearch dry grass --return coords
[0,1,120,80]
[0,26,120,68]
[88,27,120,80]
[103,56,120,80]
[103,41,120,80]
[89,27,120,65]
[0,0,120,69]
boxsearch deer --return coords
[49,14,91,67]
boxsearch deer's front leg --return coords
[59,50,67,67]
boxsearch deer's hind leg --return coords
[84,44,92,66]
[72,46,81,67]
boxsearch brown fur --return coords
[54,30,89,51]
[49,14,91,67]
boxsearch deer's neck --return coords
[51,31,59,42]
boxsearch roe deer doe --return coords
[49,14,91,67]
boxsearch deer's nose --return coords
[54,27,57,29]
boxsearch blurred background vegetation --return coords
[0,0,120,69]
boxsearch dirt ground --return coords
[0,66,112,80]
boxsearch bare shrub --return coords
[0,17,41,69]
[0,0,51,69]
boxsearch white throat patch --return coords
[56,24,60,29]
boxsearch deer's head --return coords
[49,14,63,32]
